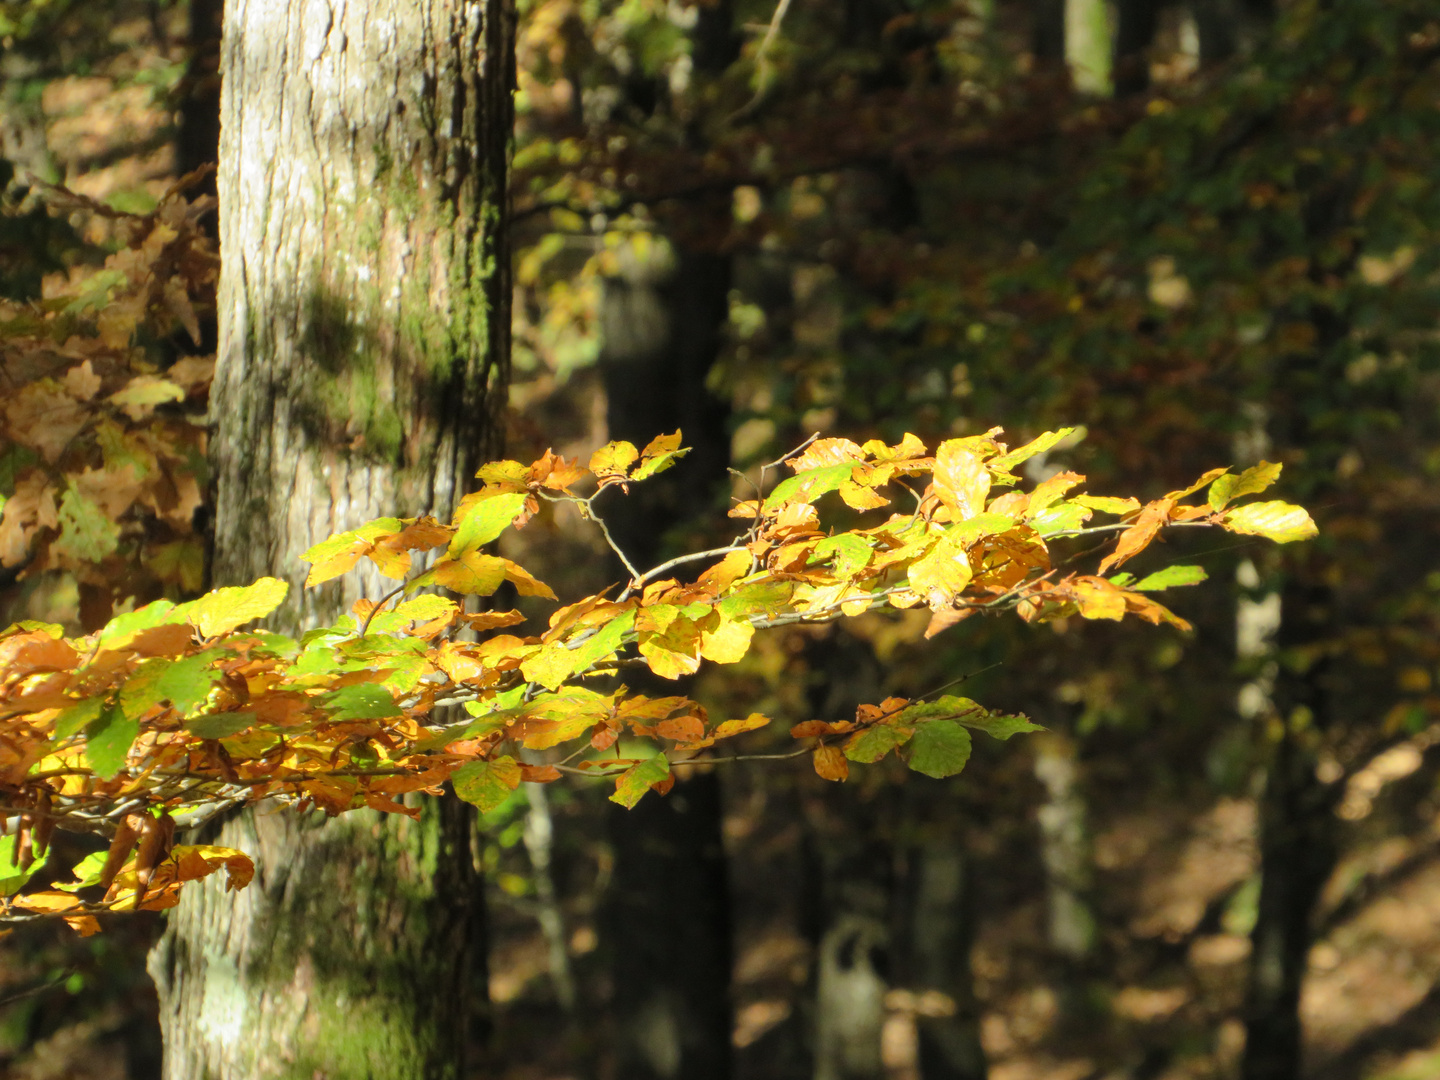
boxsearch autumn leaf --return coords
[1221,501,1318,544]
[453,756,523,812]
[932,441,991,519]
[609,751,671,808]
[632,431,689,480]
[450,492,528,557]
[1097,499,1175,575]
[176,577,289,637]
[1209,461,1282,511]
[589,439,640,481]
[812,744,849,781]
[426,551,509,595]
[167,845,255,891]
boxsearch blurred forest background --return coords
[1,1,1439,1079]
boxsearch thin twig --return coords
[730,0,795,122]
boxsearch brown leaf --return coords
[519,763,562,783]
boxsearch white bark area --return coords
[148,0,512,1076]
[1065,0,1112,94]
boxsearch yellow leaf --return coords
[178,577,289,637]
[1221,501,1318,544]
[1071,577,1127,621]
[933,442,991,520]
[907,536,973,610]
[699,615,754,664]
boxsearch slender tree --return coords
[146,1,515,1076]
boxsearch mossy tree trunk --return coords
[147,1,515,1077]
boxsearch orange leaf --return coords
[1097,498,1174,575]
[519,763,562,783]
[813,744,849,782]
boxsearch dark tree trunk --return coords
[148,0,515,1076]
[596,6,738,1074]
[1113,0,1158,96]
[908,836,986,1080]
[1031,0,1066,66]
[598,240,736,1080]
[604,772,734,1080]
[1241,582,1339,1080]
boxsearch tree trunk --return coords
[908,837,986,1080]
[1064,0,1112,95]
[148,1,515,1077]
[1033,732,1098,965]
[597,230,736,1080]
[1113,0,1158,97]
[1241,581,1338,1080]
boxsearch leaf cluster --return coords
[0,428,1312,928]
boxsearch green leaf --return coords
[844,724,912,763]
[764,463,855,510]
[449,492,528,557]
[906,720,973,778]
[53,481,119,563]
[0,833,44,896]
[96,599,181,649]
[1209,461,1281,511]
[175,577,289,637]
[453,756,523,812]
[156,650,224,714]
[632,446,689,481]
[961,712,1044,741]
[86,701,138,780]
[54,850,108,892]
[0,443,38,495]
[363,595,458,634]
[1133,565,1208,591]
[1030,501,1093,536]
[609,751,671,808]
[323,684,402,722]
[185,712,258,739]
[899,696,1043,741]
[118,659,171,718]
[569,610,635,674]
[1221,501,1318,544]
[812,534,874,576]
[55,696,105,739]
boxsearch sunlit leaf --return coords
[1208,461,1281,511]
[450,492,528,557]
[177,577,289,637]
[609,751,671,808]
[1132,565,1207,591]
[1221,501,1318,544]
[86,701,138,780]
[453,756,523,813]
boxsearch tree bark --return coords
[1241,581,1338,1080]
[148,1,514,1077]
[908,838,986,1080]
[1064,0,1112,95]
[1112,0,1158,97]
